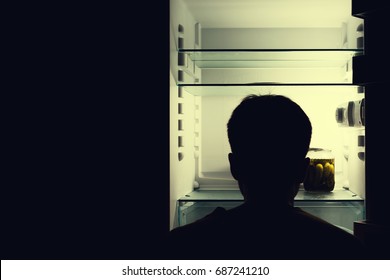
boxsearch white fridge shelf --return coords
[179,189,363,202]
[179,49,363,69]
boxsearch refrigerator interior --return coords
[170,0,365,230]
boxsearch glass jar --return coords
[303,148,335,192]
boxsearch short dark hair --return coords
[227,94,312,183]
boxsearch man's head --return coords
[227,94,312,202]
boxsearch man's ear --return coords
[228,153,240,181]
[297,157,310,183]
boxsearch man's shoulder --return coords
[166,205,367,259]
[169,207,228,238]
[292,207,364,245]
[292,207,349,232]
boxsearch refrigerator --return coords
[169,0,389,255]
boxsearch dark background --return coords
[3,1,389,260]
[3,2,169,259]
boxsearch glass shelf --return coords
[179,84,362,96]
[179,189,363,202]
[177,189,364,232]
[175,49,364,86]
[179,49,363,68]
[177,190,364,232]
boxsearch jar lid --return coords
[307,148,333,159]
[308,147,332,152]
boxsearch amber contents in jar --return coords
[304,149,335,192]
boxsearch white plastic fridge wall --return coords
[170,72,197,229]
[170,0,200,229]
[198,88,364,191]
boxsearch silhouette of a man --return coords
[168,94,366,259]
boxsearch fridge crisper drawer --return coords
[177,200,364,234]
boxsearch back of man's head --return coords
[227,94,312,196]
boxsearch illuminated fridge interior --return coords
[170,0,365,232]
